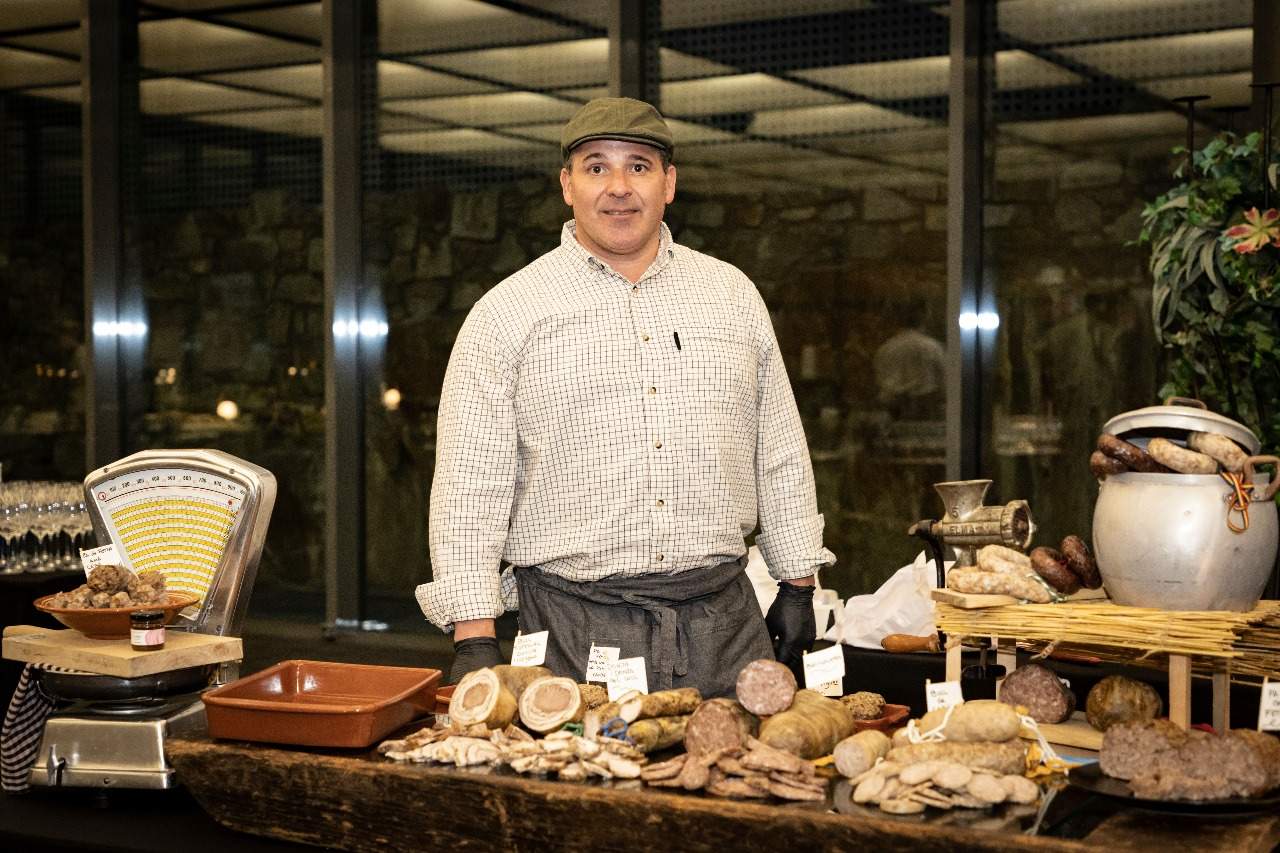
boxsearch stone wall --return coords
[0,147,1171,600]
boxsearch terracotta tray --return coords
[203,659,441,748]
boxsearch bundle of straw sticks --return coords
[935,600,1280,662]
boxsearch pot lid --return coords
[1102,397,1260,454]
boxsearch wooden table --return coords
[167,735,1280,853]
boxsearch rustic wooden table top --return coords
[167,735,1280,853]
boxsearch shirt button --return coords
[655,553,664,562]
[654,441,662,449]
[656,499,665,507]
[641,334,650,342]
[647,387,656,395]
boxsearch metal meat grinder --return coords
[909,479,1035,588]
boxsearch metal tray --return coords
[202,659,441,748]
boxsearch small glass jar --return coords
[130,610,166,651]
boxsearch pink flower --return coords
[1225,207,1280,254]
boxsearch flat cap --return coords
[560,97,673,160]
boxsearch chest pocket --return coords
[676,324,758,417]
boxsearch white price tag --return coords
[606,657,648,701]
[925,680,965,712]
[510,631,548,667]
[79,544,121,578]
[802,644,845,695]
[1259,680,1280,731]
[585,644,619,683]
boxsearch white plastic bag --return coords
[825,550,948,649]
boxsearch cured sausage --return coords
[977,544,1031,572]
[948,567,1053,603]
[1097,434,1165,473]
[683,698,758,756]
[998,663,1075,724]
[1147,437,1218,474]
[1030,546,1080,595]
[880,634,940,654]
[735,659,797,717]
[1060,535,1101,589]
[1090,449,1127,479]
[1187,431,1248,473]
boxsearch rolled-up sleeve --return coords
[416,302,519,632]
[750,296,837,581]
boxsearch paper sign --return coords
[79,544,121,578]
[606,657,648,701]
[585,644,620,683]
[510,631,548,667]
[925,680,965,712]
[1259,680,1280,731]
[803,644,845,695]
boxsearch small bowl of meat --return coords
[34,564,200,639]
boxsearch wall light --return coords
[216,400,240,421]
[332,318,389,338]
[93,320,148,337]
[382,387,402,411]
[958,311,1000,331]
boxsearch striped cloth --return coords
[2,664,80,793]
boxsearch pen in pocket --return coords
[673,331,681,350]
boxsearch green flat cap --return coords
[561,97,673,160]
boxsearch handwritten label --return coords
[80,544,121,578]
[585,644,620,683]
[925,680,965,712]
[510,631,548,667]
[606,657,648,701]
[803,644,845,697]
[1259,681,1280,731]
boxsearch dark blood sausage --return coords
[736,659,797,717]
[1096,434,1166,473]
[998,663,1076,724]
[683,698,759,757]
[1030,546,1080,596]
[1060,535,1102,589]
[1090,449,1127,479]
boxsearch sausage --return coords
[683,698,758,757]
[1147,437,1218,474]
[1060,535,1101,589]
[1187,431,1248,473]
[1090,449,1128,479]
[998,663,1075,724]
[977,544,1031,572]
[1030,546,1080,595]
[880,633,940,654]
[1097,434,1166,473]
[948,567,1053,603]
[735,659,797,717]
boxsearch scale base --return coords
[29,699,205,790]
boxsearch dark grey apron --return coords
[514,559,774,699]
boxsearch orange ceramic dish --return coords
[202,659,441,748]
[34,591,201,639]
[852,703,911,734]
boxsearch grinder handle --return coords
[908,520,947,589]
[1244,456,1280,502]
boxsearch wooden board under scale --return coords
[932,586,1109,609]
[2,625,242,678]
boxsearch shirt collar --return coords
[560,220,676,283]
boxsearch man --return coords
[417,97,834,698]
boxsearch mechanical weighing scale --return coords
[21,449,276,790]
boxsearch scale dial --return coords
[89,467,248,601]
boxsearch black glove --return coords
[447,636,502,685]
[765,581,816,684]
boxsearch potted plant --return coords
[1139,130,1280,452]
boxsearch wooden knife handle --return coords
[880,633,940,654]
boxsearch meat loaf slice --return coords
[1099,719,1188,781]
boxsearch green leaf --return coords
[1209,287,1229,314]
[1271,163,1279,191]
